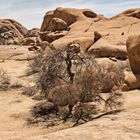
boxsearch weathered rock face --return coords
[126,34,140,74]
[40,7,105,44]
[0,19,28,45]
[41,8,105,32]
[40,7,140,56]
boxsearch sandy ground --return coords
[0,89,140,140]
[0,46,140,140]
[0,46,72,139]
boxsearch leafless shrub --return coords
[74,60,101,102]
[57,105,70,120]
[74,60,124,102]
[101,63,125,92]
[26,53,45,76]
[0,68,10,90]
[47,84,80,121]
[31,45,83,96]
[48,84,79,107]
[104,88,124,110]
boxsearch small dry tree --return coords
[29,43,125,126]
[29,43,81,96]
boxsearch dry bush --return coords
[48,84,80,121]
[74,59,101,102]
[48,84,79,107]
[57,105,70,120]
[28,45,125,126]
[101,63,125,92]
[30,46,83,96]
[0,68,10,90]
[75,62,124,110]
[34,50,67,96]
[27,53,45,76]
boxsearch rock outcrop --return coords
[40,7,140,57]
[40,7,106,45]
[0,19,28,45]
[124,34,140,90]
[41,7,105,32]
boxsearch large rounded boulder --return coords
[88,39,127,60]
[126,34,140,74]
[46,18,67,31]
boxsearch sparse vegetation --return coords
[28,43,125,127]
[0,68,11,90]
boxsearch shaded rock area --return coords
[47,18,68,31]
